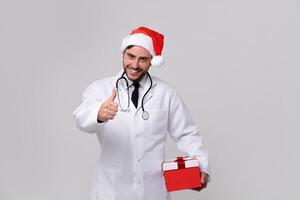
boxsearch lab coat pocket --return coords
[144,170,169,200]
[95,166,115,200]
[146,109,168,136]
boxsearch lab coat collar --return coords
[114,69,156,111]
[113,69,157,91]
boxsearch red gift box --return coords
[162,156,202,192]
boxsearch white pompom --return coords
[151,56,164,67]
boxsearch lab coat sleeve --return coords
[167,90,210,175]
[72,81,105,133]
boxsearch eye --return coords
[127,53,135,60]
[140,57,149,63]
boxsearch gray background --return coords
[1,0,299,199]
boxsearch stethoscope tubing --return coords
[115,71,152,120]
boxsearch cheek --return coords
[140,61,151,70]
[123,59,131,67]
[143,65,151,72]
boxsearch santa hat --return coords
[121,27,165,67]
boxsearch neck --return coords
[124,72,147,83]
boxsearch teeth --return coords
[130,68,139,73]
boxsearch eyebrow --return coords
[126,52,135,57]
[126,52,150,60]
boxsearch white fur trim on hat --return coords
[121,33,155,57]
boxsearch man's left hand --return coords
[190,172,209,192]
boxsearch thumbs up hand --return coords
[97,89,118,122]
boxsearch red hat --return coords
[121,27,165,67]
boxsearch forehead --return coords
[125,46,152,58]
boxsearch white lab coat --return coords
[72,70,209,200]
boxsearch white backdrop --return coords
[1,0,299,199]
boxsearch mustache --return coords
[127,66,142,71]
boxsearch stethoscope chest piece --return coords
[142,111,149,120]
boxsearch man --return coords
[73,27,210,200]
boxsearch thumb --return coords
[109,88,117,101]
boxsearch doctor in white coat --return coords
[73,27,210,200]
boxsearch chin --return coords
[127,72,141,81]
[128,76,139,82]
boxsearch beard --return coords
[123,63,148,82]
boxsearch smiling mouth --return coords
[128,68,141,74]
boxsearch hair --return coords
[125,45,134,50]
[123,45,153,59]
[122,45,134,56]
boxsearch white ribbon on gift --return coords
[162,156,200,171]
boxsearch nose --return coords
[132,58,139,68]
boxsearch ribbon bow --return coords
[175,157,187,169]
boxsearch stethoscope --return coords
[115,71,153,120]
